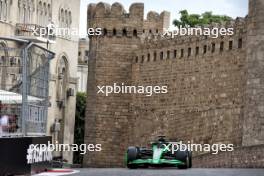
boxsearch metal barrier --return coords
[0,37,54,137]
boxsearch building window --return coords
[48,4,51,22]
[180,49,184,58]
[188,48,191,57]
[211,43,215,53]
[160,51,163,60]
[44,3,47,25]
[195,47,199,56]
[2,0,6,21]
[174,50,177,58]
[122,28,127,36]
[135,56,138,63]
[78,52,81,56]
[0,1,2,20]
[167,50,170,59]
[59,7,72,31]
[153,52,157,61]
[149,29,152,34]
[147,53,150,62]
[238,38,243,49]
[141,55,144,63]
[220,41,224,52]
[203,45,207,54]
[57,56,68,101]
[133,29,137,37]
[0,0,11,21]
[103,28,107,36]
[229,41,233,50]
[85,50,89,57]
[113,28,117,36]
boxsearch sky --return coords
[79,0,248,37]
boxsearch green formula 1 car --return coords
[125,136,192,169]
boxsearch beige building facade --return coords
[0,0,80,163]
[77,38,89,92]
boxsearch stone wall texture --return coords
[83,0,264,167]
[193,145,264,168]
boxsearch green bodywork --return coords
[126,144,185,166]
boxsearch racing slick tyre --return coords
[189,151,192,168]
[127,146,139,169]
[175,150,190,169]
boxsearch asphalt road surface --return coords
[72,168,264,176]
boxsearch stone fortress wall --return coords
[84,0,264,167]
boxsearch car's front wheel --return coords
[176,150,190,169]
[126,146,139,169]
[189,151,192,168]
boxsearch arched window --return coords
[22,4,26,23]
[3,0,7,20]
[43,3,47,25]
[28,7,31,23]
[61,9,64,27]
[38,2,43,25]
[0,42,8,89]
[57,56,68,101]
[69,12,72,27]
[58,8,72,32]
[0,1,2,20]
[48,4,51,22]
[65,10,68,28]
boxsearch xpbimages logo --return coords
[31,23,102,37]
[97,83,168,96]
[162,141,234,154]
[163,26,234,38]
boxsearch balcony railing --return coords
[15,23,56,43]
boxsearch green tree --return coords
[173,10,232,27]
[73,92,87,164]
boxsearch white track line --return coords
[33,170,79,176]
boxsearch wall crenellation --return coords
[87,2,170,37]
[134,18,247,64]
[134,37,245,63]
